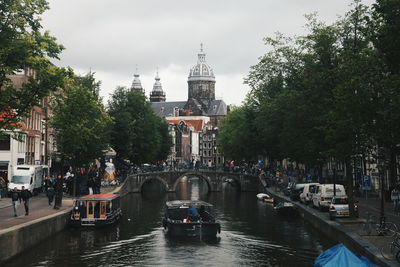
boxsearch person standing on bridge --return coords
[20,186,32,216]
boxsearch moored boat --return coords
[162,200,221,238]
[274,202,295,215]
[69,194,122,227]
[257,193,274,203]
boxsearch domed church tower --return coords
[130,67,144,93]
[150,70,166,102]
[188,44,216,104]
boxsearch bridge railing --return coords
[129,166,259,177]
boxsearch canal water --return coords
[4,177,335,267]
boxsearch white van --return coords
[8,165,44,194]
[312,184,346,210]
[299,183,320,204]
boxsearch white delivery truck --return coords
[8,165,44,195]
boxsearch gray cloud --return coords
[43,0,375,105]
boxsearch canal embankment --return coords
[0,207,71,263]
[264,187,395,267]
[0,185,122,264]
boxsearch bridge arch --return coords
[221,175,241,191]
[172,172,213,192]
[139,175,170,192]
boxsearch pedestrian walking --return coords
[47,186,55,206]
[54,175,63,209]
[11,187,19,217]
[20,186,32,216]
[391,186,400,212]
[44,176,52,192]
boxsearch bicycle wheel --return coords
[380,222,398,237]
[381,243,398,261]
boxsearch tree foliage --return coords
[218,105,260,160]
[0,0,65,130]
[107,88,173,165]
[221,0,400,180]
[50,73,111,168]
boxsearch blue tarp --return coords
[314,243,379,267]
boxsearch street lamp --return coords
[332,160,337,197]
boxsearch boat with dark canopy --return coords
[162,200,221,238]
[69,194,122,227]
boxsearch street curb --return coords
[0,204,12,210]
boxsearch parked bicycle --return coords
[362,213,398,237]
[381,232,400,262]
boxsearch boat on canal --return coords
[256,193,274,203]
[274,202,295,215]
[162,200,221,238]
[69,194,122,227]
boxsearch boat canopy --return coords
[78,194,119,201]
[314,243,378,267]
[165,200,213,209]
[164,200,215,222]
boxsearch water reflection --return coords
[176,176,209,200]
[4,175,334,267]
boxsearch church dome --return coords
[188,44,215,82]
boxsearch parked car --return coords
[299,183,320,204]
[312,184,346,211]
[290,183,307,201]
[329,196,359,220]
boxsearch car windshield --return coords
[295,184,306,190]
[11,175,30,184]
[333,198,348,204]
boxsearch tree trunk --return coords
[389,146,398,187]
[346,158,356,218]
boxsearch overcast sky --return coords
[42,0,375,106]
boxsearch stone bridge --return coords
[121,170,262,193]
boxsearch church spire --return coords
[198,43,206,62]
[130,65,144,93]
[152,68,163,92]
[150,68,166,102]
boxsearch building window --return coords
[0,135,11,150]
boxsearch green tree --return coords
[51,74,111,172]
[370,0,400,185]
[218,105,260,161]
[108,88,172,165]
[0,0,64,130]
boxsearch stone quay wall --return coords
[265,188,394,267]
[0,209,71,263]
